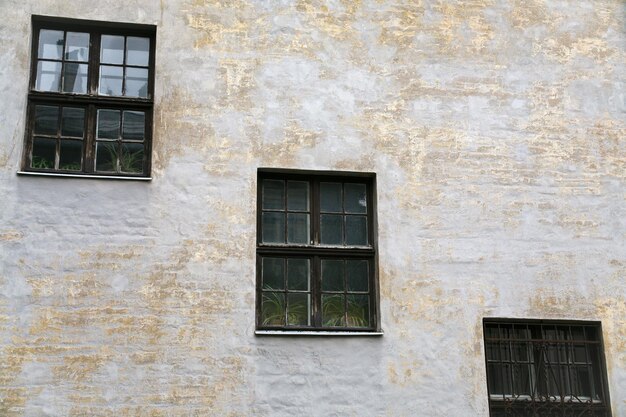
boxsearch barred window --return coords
[256,170,379,332]
[21,16,155,179]
[484,319,612,417]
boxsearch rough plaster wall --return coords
[0,0,624,416]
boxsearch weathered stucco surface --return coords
[0,0,624,416]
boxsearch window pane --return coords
[120,143,144,173]
[31,138,56,169]
[59,140,82,171]
[262,292,285,326]
[65,32,89,62]
[125,67,149,98]
[320,182,342,212]
[321,259,344,292]
[346,216,367,246]
[34,105,59,135]
[61,107,85,138]
[95,142,117,172]
[287,293,310,326]
[97,110,120,139]
[262,180,284,210]
[62,63,88,93]
[344,183,367,213]
[101,35,124,64]
[287,258,309,291]
[346,294,369,327]
[262,257,284,290]
[38,29,64,60]
[36,61,62,92]
[287,181,309,211]
[99,65,123,96]
[346,260,368,292]
[262,212,285,243]
[320,214,342,245]
[122,111,145,140]
[322,294,345,327]
[126,36,150,66]
[287,213,309,244]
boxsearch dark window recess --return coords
[256,170,379,332]
[484,319,612,417]
[22,16,156,177]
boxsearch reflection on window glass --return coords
[38,30,64,60]
[65,32,89,62]
[61,107,85,138]
[320,182,342,212]
[126,37,150,66]
[101,35,124,64]
[36,61,62,92]
[99,65,123,96]
[262,257,284,290]
[122,111,145,140]
[262,212,285,243]
[34,105,59,135]
[125,67,149,97]
[97,110,120,139]
[263,180,284,210]
[62,63,88,93]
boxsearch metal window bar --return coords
[485,322,611,417]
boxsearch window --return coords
[256,170,379,332]
[484,319,612,417]
[21,16,156,178]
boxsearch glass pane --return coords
[320,214,342,245]
[322,294,344,327]
[262,257,284,290]
[101,35,124,64]
[125,67,149,98]
[262,180,284,210]
[344,183,367,213]
[95,142,117,172]
[97,109,120,139]
[287,213,309,244]
[320,182,342,212]
[262,212,285,243]
[59,140,82,171]
[38,29,64,60]
[34,105,58,135]
[346,216,367,246]
[287,181,309,211]
[487,363,504,395]
[573,345,587,363]
[346,260,368,292]
[287,293,310,326]
[99,65,123,96]
[346,294,369,327]
[122,111,145,140]
[62,63,88,93]
[321,259,344,292]
[36,61,61,92]
[126,36,150,66]
[65,32,89,62]
[61,107,85,138]
[120,143,144,173]
[31,138,56,169]
[261,292,285,326]
[287,258,309,291]
[512,363,532,396]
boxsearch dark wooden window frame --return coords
[256,168,380,333]
[20,15,156,179]
[483,318,612,417]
